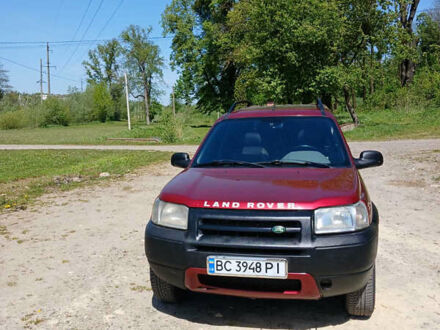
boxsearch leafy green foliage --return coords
[120,25,164,124]
[162,0,400,122]
[156,109,183,143]
[0,63,11,100]
[417,13,440,69]
[162,0,237,113]
[40,97,71,127]
[0,110,28,129]
[91,83,113,123]
[83,39,124,121]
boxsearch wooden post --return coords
[124,72,131,131]
[172,86,176,117]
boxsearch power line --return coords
[59,0,105,73]
[0,43,101,50]
[61,0,94,57]
[75,0,125,69]
[70,0,94,43]
[0,55,79,83]
[0,36,171,45]
[53,0,66,31]
[98,0,124,38]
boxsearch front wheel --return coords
[345,265,376,317]
[150,269,185,303]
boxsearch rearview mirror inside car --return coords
[354,150,383,169]
[171,153,191,168]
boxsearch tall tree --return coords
[397,0,420,86]
[162,0,238,113]
[83,39,123,120]
[417,13,440,68]
[0,63,11,100]
[120,25,164,125]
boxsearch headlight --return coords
[151,198,188,230]
[314,201,369,234]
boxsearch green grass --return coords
[0,108,438,145]
[0,149,170,211]
[335,107,440,141]
[0,121,128,145]
[0,117,214,145]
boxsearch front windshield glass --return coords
[193,117,350,168]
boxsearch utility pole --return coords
[46,42,51,95]
[39,59,43,99]
[124,72,131,131]
[80,78,83,92]
[172,86,176,117]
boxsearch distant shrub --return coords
[361,66,440,112]
[157,109,183,143]
[0,110,28,129]
[39,97,71,127]
[92,83,112,122]
[66,87,95,123]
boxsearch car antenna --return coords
[317,98,326,116]
[226,100,252,116]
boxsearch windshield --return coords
[193,117,350,168]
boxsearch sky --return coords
[0,0,437,104]
[0,0,177,104]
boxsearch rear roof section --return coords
[225,104,335,120]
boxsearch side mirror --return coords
[354,150,383,169]
[171,152,191,168]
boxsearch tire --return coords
[345,265,376,317]
[150,269,185,303]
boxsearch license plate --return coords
[207,256,288,279]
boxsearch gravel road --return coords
[0,139,439,329]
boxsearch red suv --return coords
[145,103,383,317]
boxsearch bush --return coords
[92,83,112,122]
[66,87,95,123]
[157,109,183,143]
[0,110,28,129]
[360,65,440,112]
[40,97,71,127]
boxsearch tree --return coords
[83,39,123,120]
[162,0,238,113]
[164,0,398,123]
[396,0,421,87]
[417,13,440,68]
[120,25,164,125]
[0,63,12,100]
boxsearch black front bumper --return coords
[145,208,378,298]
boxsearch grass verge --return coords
[0,108,438,145]
[0,122,129,145]
[0,112,216,145]
[336,107,440,141]
[0,150,170,211]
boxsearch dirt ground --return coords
[1,139,439,329]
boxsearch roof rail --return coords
[316,98,326,116]
[227,100,252,114]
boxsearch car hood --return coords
[160,167,362,210]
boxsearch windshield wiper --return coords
[194,160,265,168]
[257,160,330,168]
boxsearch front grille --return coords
[199,218,301,238]
[189,209,312,253]
[198,275,301,292]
